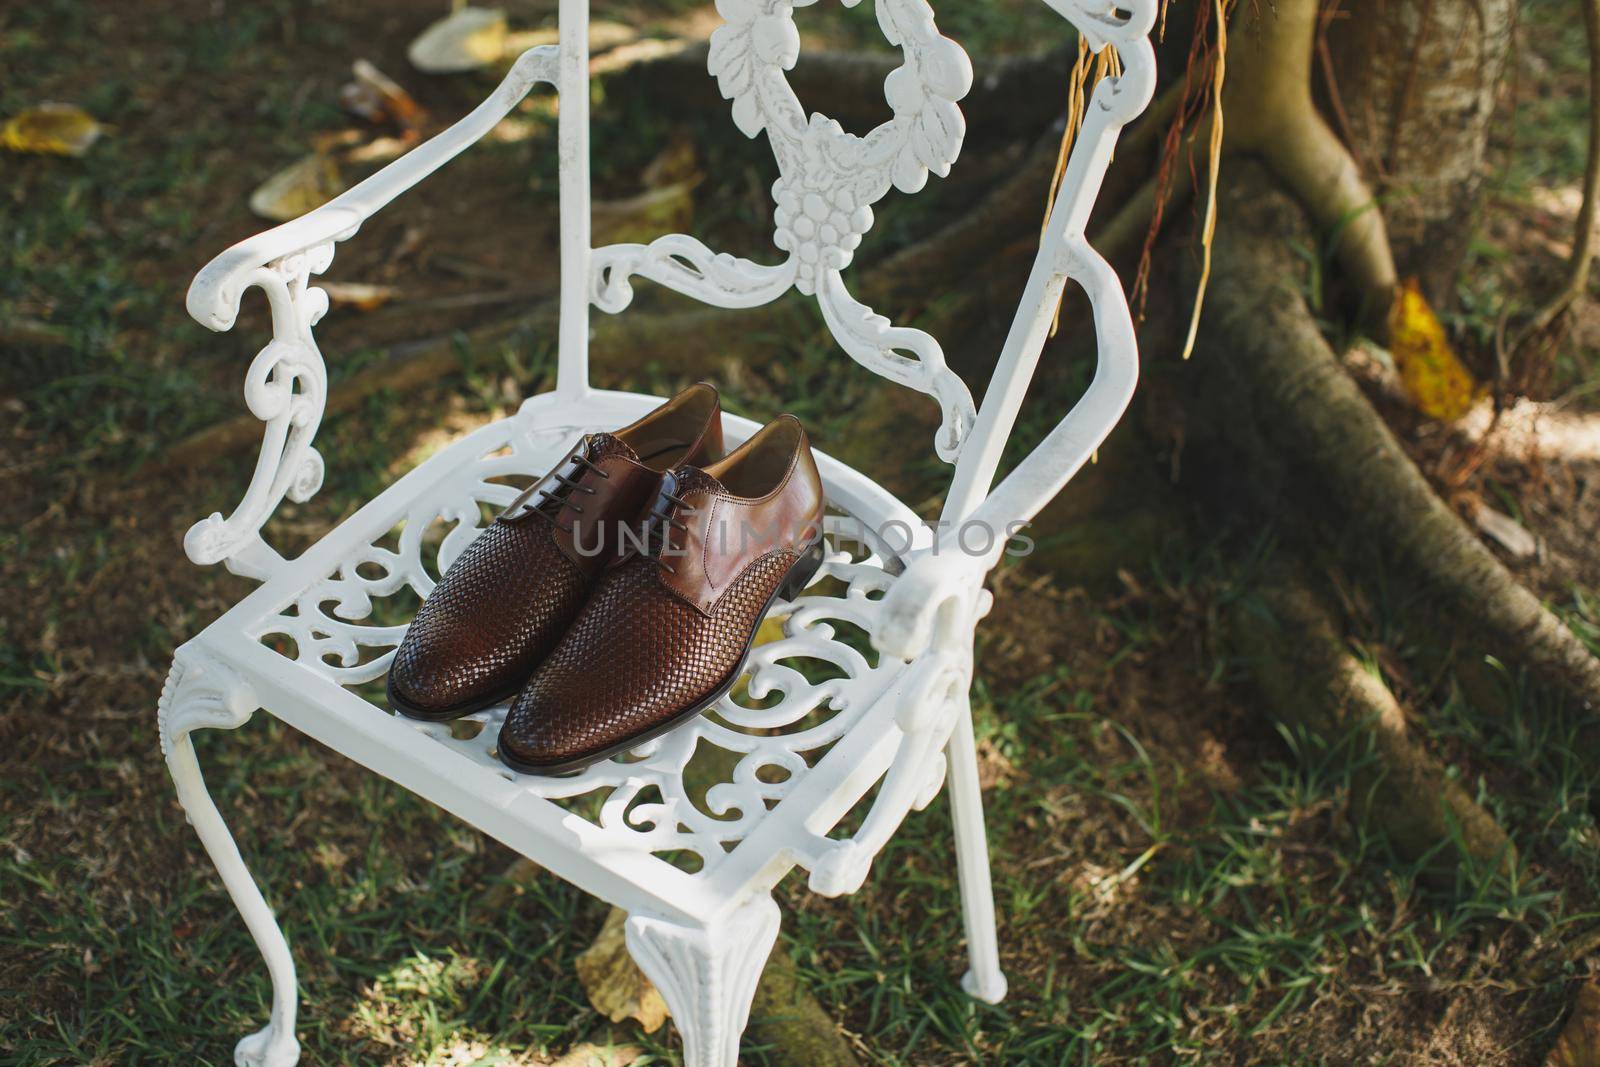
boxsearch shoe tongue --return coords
[666,464,724,499]
[585,431,639,466]
[632,465,725,563]
[518,432,641,522]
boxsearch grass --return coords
[4,489,1596,1064]
[1451,0,1600,397]
[3,0,1599,1064]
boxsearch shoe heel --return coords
[780,541,825,600]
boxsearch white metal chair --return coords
[159,1,1157,1063]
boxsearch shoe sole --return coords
[497,541,827,777]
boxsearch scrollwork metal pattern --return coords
[158,648,259,758]
[816,272,975,462]
[183,245,337,576]
[589,0,979,462]
[246,419,952,883]
[591,236,797,314]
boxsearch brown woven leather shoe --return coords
[387,384,724,721]
[498,415,826,774]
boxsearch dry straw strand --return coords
[1180,0,1231,360]
[1042,39,1121,336]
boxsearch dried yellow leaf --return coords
[318,281,399,312]
[574,907,669,1033]
[248,153,346,223]
[407,7,508,74]
[1547,981,1600,1067]
[551,1041,646,1067]
[1387,278,1480,421]
[341,59,427,133]
[0,103,105,157]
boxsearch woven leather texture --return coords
[390,435,649,715]
[389,515,591,714]
[500,549,797,766]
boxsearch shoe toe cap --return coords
[388,638,504,717]
[498,690,575,769]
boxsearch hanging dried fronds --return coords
[1039,0,1234,351]
[1131,0,1235,328]
[1041,38,1123,334]
[1179,0,1231,360]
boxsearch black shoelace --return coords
[514,444,609,520]
[639,484,691,574]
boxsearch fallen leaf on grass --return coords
[341,59,426,134]
[408,7,508,74]
[318,282,400,311]
[249,153,346,222]
[551,1040,646,1067]
[1547,981,1600,1067]
[503,20,640,55]
[574,907,668,1032]
[1388,277,1481,421]
[1,103,105,157]
[1462,495,1537,560]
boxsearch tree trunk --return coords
[1324,0,1515,306]
[1175,161,1600,712]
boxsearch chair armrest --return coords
[873,18,1155,663]
[875,238,1140,661]
[182,47,557,579]
[187,46,557,332]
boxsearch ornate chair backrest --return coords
[561,0,1158,530]
[181,0,1156,578]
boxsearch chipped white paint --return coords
[165,0,1157,1061]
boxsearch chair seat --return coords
[188,390,952,924]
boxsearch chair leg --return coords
[945,702,1008,1004]
[624,895,780,1067]
[160,652,301,1067]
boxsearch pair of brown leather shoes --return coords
[387,384,826,775]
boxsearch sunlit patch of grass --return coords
[3,709,611,1064]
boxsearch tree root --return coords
[1230,569,1514,873]
[1186,163,1600,712]
[1322,0,1515,309]
[1223,0,1397,321]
